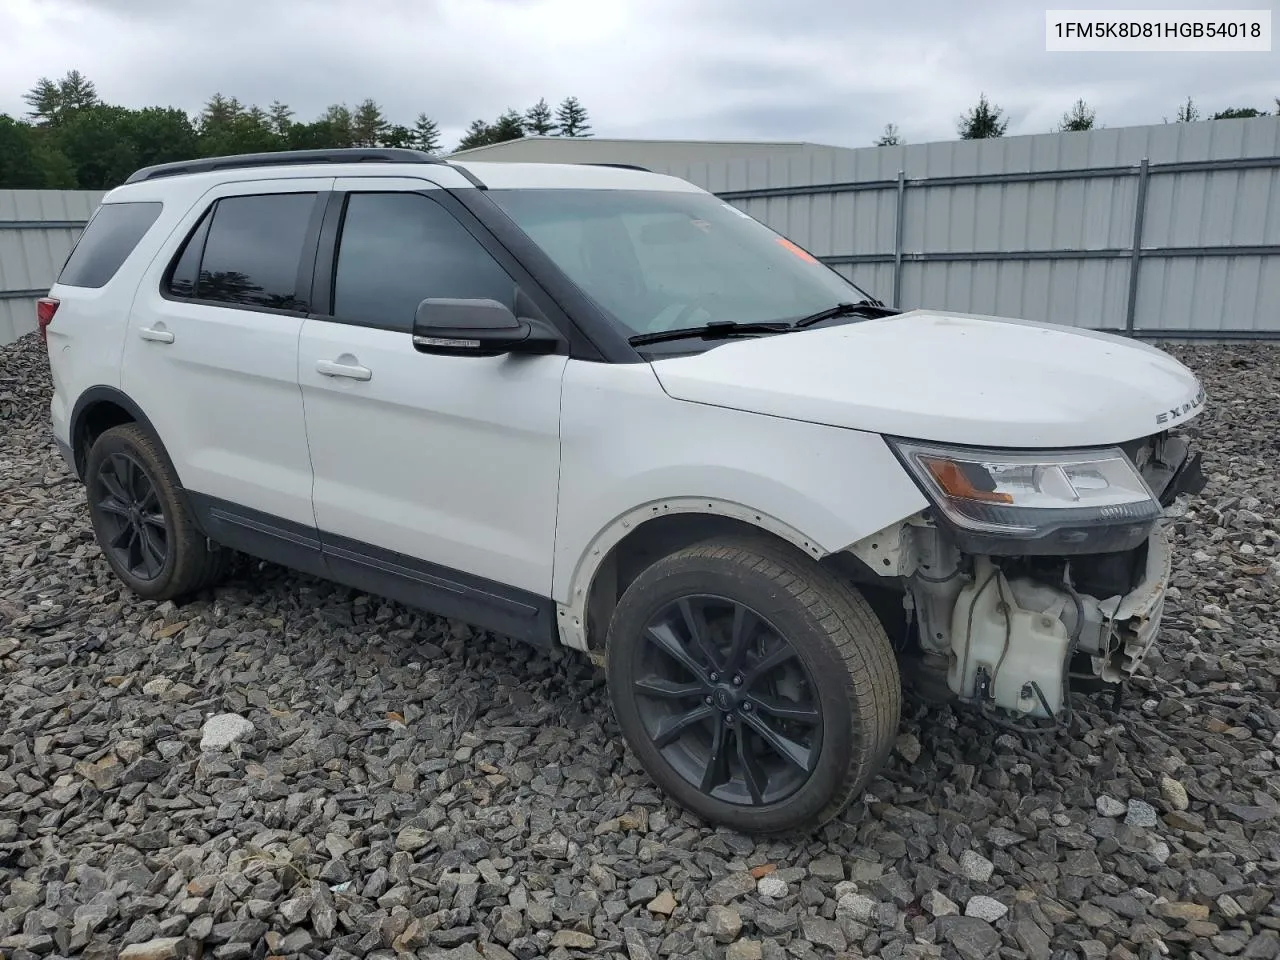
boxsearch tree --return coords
[382,124,413,149]
[23,69,99,125]
[874,123,903,146]
[457,119,496,151]
[117,107,199,169]
[31,136,77,188]
[0,116,49,187]
[246,105,270,130]
[58,70,99,112]
[525,98,556,136]
[268,100,294,137]
[1212,106,1266,119]
[22,78,61,124]
[555,96,591,137]
[958,93,1008,139]
[197,95,280,157]
[199,93,242,132]
[352,98,389,147]
[2,69,617,186]
[1174,97,1199,123]
[1058,98,1096,132]
[0,115,77,188]
[491,109,525,143]
[52,105,139,189]
[413,113,441,153]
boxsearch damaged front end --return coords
[854,429,1206,721]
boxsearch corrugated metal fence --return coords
[0,190,105,345]
[682,119,1280,338]
[3,117,1279,344]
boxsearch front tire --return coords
[85,423,231,601]
[605,536,902,835]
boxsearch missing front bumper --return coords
[945,525,1173,718]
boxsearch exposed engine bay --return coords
[849,430,1206,721]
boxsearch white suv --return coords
[42,148,1207,835]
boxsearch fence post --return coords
[892,169,906,306]
[1124,157,1150,334]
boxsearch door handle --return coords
[316,359,372,381]
[138,327,174,344]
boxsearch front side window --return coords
[485,189,871,338]
[331,192,517,331]
[176,192,317,310]
[58,201,163,289]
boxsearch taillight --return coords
[36,297,59,343]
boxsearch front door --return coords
[297,178,568,640]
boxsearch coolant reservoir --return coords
[948,562,1071,718]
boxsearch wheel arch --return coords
[557,498,835,654]
[69,386,164,479]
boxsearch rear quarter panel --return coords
[46,187,198,447]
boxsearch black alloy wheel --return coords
[632,594,822,806]
[92,451,170,581]
[605,536,902,835]
[84,423,233,600]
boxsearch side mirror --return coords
[412,298,561,357]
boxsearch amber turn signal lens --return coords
[920,457,1015,504]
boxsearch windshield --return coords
[485,188,873,338]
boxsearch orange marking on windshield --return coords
[775,237,818,263]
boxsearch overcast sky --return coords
[1,0,1276,150]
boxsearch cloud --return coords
[0,0,1275,150]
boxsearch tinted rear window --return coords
[57,201,163,288]
[193,193,316,310]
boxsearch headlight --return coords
[888,439,1162,555]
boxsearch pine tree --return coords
[321,104,355,147]
[23,70,99,125]
[1058,98,1096,132]
[413,113,441,153]
[555,96,591,137]
[58,70,99,111]
[267,100,294,136]
[199,93,240,132]
[22,77,61,123]
[874,123,903,146]
[382,124,413,149]
[491,109,525,143]
[525,98,556,135]
[1174,97,1199,123]
[958,93,1008,139]
[457,119,495,151]
[352,99,388,147]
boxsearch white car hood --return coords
[649,310,1205,448]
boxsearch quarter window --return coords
[58,201,163,289]
[331,192,517,331]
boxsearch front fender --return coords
[551,361,928,648]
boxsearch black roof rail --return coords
[122,148,446,185]
[581,162,652,172]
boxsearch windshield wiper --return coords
[628,320,795,347]
[793,300,896,328]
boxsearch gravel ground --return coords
[2,331,1278,960]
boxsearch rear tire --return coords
[605,535,902,835]
[85,423,232,601]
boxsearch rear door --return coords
[297,178,568,639]
[122,179,331,555]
